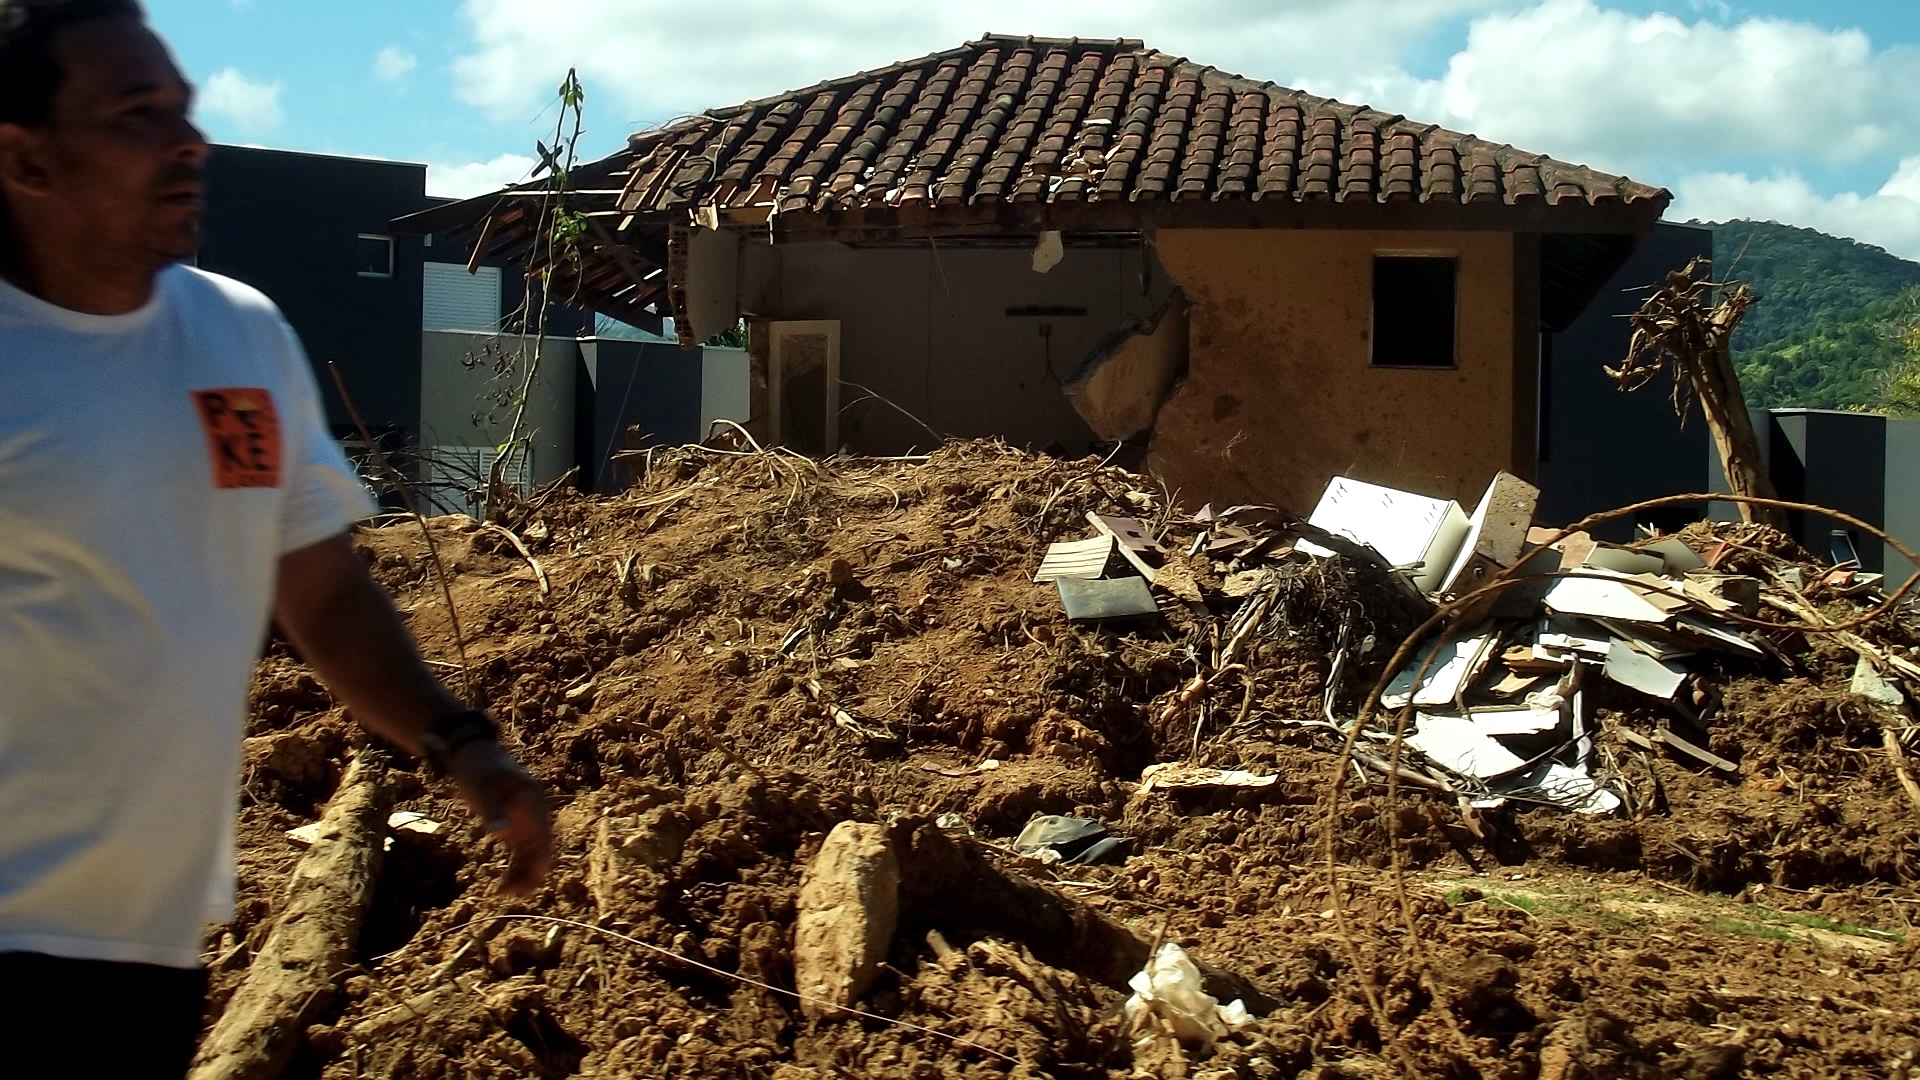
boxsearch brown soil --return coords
[217,443,1920,1078]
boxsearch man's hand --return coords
[276,535,556,895]
[448,740,554,896]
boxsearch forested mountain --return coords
[1703,221,1920,410]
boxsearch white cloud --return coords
[451,0,1513,124]
[199,68,284,135]
[427,153,538,199]
[446,0,1920,260]
[375,46,419,83]
[1306,0,1920,182]
[1672,157,1920,262]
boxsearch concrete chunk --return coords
[1442,471,1541,596]
[1065,290,1189,441]
[794,822,901,1019]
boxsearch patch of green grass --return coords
[1448,890,1590,919]
[1709,916,1801,943]
[1750,907,1906,944]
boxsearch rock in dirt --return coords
[1536,1009,1662,1080]
[793,821,900,1019]
[589,806,696,917]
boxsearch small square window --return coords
[356,234,394,278]
[1372,255,1457,368]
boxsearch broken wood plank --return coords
[1084,512,1162,584]
[190,752,395,1080]
[1617,727,1658,752]
[1654,728,1738,774]
[1884,725,1920,820]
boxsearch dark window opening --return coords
[356,234,394,278]
[1372,255,1457,368]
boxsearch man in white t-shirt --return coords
[0,2,554,1073]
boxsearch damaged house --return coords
[401,35,1672,514]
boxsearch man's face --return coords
[0,16,208,269]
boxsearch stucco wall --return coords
[741,241,1174,454]
[420,331,578,487]
[1147,229,1521,514]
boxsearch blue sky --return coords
[145,1,1920,258]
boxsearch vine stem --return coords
[326,363,476,705]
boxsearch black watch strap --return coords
[421,708,499,776]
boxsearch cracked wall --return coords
[1148,229,1526,514]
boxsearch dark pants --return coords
[0,952,207,1078]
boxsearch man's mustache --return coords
[160,163,204,190]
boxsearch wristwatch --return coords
[420,708,500,776]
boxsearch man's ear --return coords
[0,124,54,201]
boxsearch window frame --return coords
[1369,250,1460,370]
[355,233,395,279]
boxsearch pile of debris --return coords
[1033,469,1920,827]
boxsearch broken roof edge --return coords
[389,150,639,237]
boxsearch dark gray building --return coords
[199,146,433,441]
[1537,222,1714,538]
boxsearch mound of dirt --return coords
[213,442,1920,1078]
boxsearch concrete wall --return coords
[1887,418,1920,584]
[1769,410,1887,571]
[1708,408,1920,577]
[1146,229,1520,514]
[420,331,578,487]
[741,240,1174,455]
[577,340,704,493]
[1537,223,1712,538]
[701,348,752,441]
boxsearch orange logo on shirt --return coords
[192,388,283,489]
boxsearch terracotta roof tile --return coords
[593,35,1665,220]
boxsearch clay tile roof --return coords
[611,35,1668,217]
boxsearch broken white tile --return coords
[1407,713,1528,778]
[1459,705,1563,737]
[1534,763,1622,815]
[1604,639,1687,700]
[1536,617,1611,658]
[1592,619,1693,661]
[1583,544,1665,576]
[1382,631,1497,709]
[1139,762,1280,793]
[1672,613,1763,656]
[1643,537,1708,574]
[1543,568,1674,624]
[1300,477,1470,594]
[1850,657,1906,707]
[1034,535,1116,582]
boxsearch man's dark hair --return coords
[0,0,146,129]
[0,0,143,269]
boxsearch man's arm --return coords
[274,532,553,895]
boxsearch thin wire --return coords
[461,915,1023,1065]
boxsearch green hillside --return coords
[1704,220,1920,410]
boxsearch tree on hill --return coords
[1701,220,1920,412]
[1875,288,1920,417]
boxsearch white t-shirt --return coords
[0,265,375,968]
